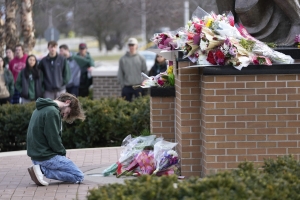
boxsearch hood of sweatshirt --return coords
[36,98,59,110]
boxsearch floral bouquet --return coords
[153,140,178,175]
[236,24,294,64]
[151,6,294,70]
[102,135,157,176]
[152,150,179,175]
[135,150,156,175]
[152,32,178,50]
[117,150,156,177]
[140,61,175,88]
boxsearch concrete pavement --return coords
[0,147,135,200]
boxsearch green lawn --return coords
[93,54,123,61]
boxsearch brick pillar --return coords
[150,97,175,142]
[175,61,202,177]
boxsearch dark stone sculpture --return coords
[215,0,300,46]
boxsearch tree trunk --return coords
[5,0,19,50]
[21,0,35,54]
[0,11,5,57]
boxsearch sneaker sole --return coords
[28,167,44,186]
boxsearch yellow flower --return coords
[167,66,173,74]
[205,18,213,27]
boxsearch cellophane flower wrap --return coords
[135,150,156,175]
[151,6,294,70]
[102,135,157,176]
[236,24,294,64]
[152,150,179,175]
[153,140,179,175]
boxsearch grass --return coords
[93,54,123,61]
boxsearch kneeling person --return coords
[27,93,86,186]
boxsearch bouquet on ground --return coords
[102,135,157,176]
[152,150,179,175]
[152,140,179,176]
[102,135,180,178]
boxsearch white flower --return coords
[200,39,209,51]
[167,150,178,157]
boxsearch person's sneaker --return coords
[28,165,49,186]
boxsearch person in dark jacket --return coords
[27,93,86,186]
[77,43,94,97]
[59,44,90,97]
[38,41,70,99]
[15,55,44,103]
[0,56,14,105]
[3,48,14,69]
[148,54,167,77]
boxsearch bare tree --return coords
[5,0,19,50]
[21,0,35,54]
[0,11,5,56]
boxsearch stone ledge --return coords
[150,86,175,97]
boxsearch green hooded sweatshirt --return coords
[27,98,66,161]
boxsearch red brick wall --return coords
[93,76,121,99]
[151,58,300,177]
[201,74,300,175]
[150,97,175,141]
[175,61,203,177]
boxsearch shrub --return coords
[62,96,150,149]
[0,96,150,152]
[0,102,35,151]
[87,155,300,200]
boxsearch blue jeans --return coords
[32,155,84,183]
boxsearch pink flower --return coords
[157,79,165,86]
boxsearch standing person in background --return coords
[15,55,44,104]
[117,37,147,102]
[4,48,14,69]
[77,43,94,97]
[0,56,14,105]
[9,44,28,104]
[148,54,167,77]
[59,44,90,97]
[39,41,70,99]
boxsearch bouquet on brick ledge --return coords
[151,6,294,70]
[139,61,175,88]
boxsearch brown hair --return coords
[56,93,86,123]
[15,44,24,52]
[48,41,58,47]
[59,44,69,50]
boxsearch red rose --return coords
[215,50,225,59]
[215,50,225,65]
[207,51,217,65]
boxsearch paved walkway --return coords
[0,147,134,200]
